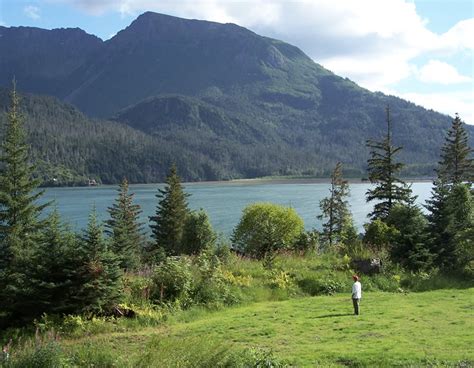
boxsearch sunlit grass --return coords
[41,288,472,367]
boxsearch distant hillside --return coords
[1,89,336,184]
[0,12,473,181]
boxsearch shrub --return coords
[123,274,153,305]
[363,219,398,252]
[232,202,304,259]
[363,274,400,292]
[297,274,346,295]
[151,257,193,307]
[214,240,233,265]
[267,269,294,290]
[181,210,217,255]
[192,250,238,307]
[293,230,319,254]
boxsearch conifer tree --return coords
[366,107,412,220]
[437,114,473,184]
[0,82,49,321]
[76,208,122,313]
[386,203,432,271]
[318,162,354,248]
[150,164,190,257]
[33,209,82,315]
[106,178,143,270]
[426,114,474,270]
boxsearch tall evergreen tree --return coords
[318,162,354,248]
[426,114,474,270]
[386,203,432,271]
[150,164,190,257]
[366,106,412,220]
[106,178,143,270]
[33,209,82,316]
[437,114,473,184]
[0,82,49,321]
[76,208,122,313]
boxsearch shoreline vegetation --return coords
[40,175,437,189]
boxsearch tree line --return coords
[0,85,472,327]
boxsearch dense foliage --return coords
[232,202,304,259]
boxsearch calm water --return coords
[39,181,434,236]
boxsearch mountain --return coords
[0,12,472,182]
[0,26,102,96]
[0,89,319,184]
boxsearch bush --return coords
[297,273,346,295]
[267,270,294,290]
[151,257,193,307]
[293,230,319,254]
[192,250,239,307]
[232,203,304,259]
[400,270,474,291]
[181,210,217,255]
[123,274,153,305]
[363,274,401,292]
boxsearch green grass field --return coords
[51,288,473,367]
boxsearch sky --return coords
[1,0,473,124]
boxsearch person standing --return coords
[352,275,362,315]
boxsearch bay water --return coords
[40,181,434,236]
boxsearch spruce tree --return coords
[0,83,49,321]
[76,208,122,313]
[386,203,432,271]
[33,209,82,315]
[366,106,412,220]
[318,162,354,248]
[106,178,143,270]
[150,164,190,257]
[437,114,473,184]
[426,114,473,270]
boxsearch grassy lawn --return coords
[63,288,473,367]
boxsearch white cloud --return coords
[388,89,474,125]
[24,5,41,20]
[436,18,474,54]
[418,60,472,85]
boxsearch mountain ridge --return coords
[0,11,472,183]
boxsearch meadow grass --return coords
[22,288,470,367]
[2,253,473,367]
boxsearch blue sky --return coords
[0,0,473,124]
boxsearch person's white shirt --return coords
[352,281,362,299]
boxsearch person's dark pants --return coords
[352,298,360,315]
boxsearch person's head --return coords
[352,275,359,281]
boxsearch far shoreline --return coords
[41,176,436,188]
[185,176,435,186]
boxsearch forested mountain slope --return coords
[1,12,472,182]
